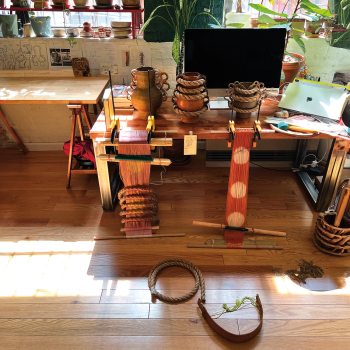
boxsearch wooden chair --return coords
[66,104,97,189]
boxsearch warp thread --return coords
[224,130,252,248]
[118,130,159,236]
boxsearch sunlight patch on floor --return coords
[0,240,105,297]
[274,275,350,295]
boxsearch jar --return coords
[23,23,31,37]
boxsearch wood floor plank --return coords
[0,227,64,236]
[100,289,350,304]
[0,336,348,350]
[149,304,350,320]
[0,304,149,319]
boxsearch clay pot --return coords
[122,0,140,8]
[52,0,69,6]
[177,98,204,112]
[233,82,260,119]
[82,22,93,33]
[130,67,163,120]
[282,52,305,84]
[250,18,259,28]
[96,0,113,6]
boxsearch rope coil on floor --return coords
[148,259,206,302]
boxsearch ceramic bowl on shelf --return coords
[110,21,131,28]
[80,31,92,37]
[113,31,130,38]
[73,0,89,6]
[66,28,80,37]
[52,28,66,37]
[111,27,131,32]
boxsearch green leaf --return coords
[172,31,181,66]
[136,4,174,39]
[45,16,50,21]
[226,23,244,28]
[190,11,221,28]
[297,13,319,22]
[300,4,333,18]
[292,33,306,53]
[249,3,288,18]
[332,29,350,45]
[258,14,277,24]
[284,50,300,62]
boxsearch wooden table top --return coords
[90,100,335,141]
[0,77,109,105]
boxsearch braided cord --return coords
[148,259,206,302]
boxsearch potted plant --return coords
[326,0,350,49]
[137,0,221,75]
[248,0,320,83]
[29,13,51,37]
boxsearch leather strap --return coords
[198,294,263,343]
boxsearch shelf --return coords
[0,7,144,13]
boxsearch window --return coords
[227,0,329,17]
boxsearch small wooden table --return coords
[90,100,350,212]
[0,77,109,188]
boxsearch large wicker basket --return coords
[314,212,350,256]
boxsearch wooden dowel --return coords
[187,244,283,250]
[95,138,173,147]
[94,233,185,240]
[97,154,171,166]
[120,226,159,232]
[192,221,287,237]
[334,188,350,227]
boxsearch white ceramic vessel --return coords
[110,21,131,28]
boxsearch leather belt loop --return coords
[197,294,263,343]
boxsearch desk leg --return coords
[0,106,28,154]
[297,138,350,212]
[94,140,114,211]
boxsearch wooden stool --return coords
[66,104,97,189]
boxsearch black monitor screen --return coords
[184,28,286,89]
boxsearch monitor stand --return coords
[209,97,230,110]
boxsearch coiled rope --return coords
[148,259,206,302]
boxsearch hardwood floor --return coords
[0,149,350,350]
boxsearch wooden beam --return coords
[95,138,173,147]
[97,154,172,166]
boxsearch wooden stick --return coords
[95,138,173,147]
[192,221,286,237]
[187,244,283,250]
[120,226,159,232]
[94,233,185,240]
[97,154,171,166]
[334,188,350,227]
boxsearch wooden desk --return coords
[90,100,350,212]
[0,77,109,153]
[0,77,109,188]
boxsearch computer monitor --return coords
[184,28,286,99]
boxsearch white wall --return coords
[1,36,350,150]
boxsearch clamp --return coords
[227,120,235,148]
[110,115,120,144]
[253,120,261,148]
[146,115,155,144]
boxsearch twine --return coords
[228,81,265,95]
[119,209,157,217]
[148,259,206,302]
[121,203,158,210]
[173,105,208,117]
[118,187,154,200]
[119,194,157,204]
[121,217,159,224]
[226,92,260,103]
[229,104,260,114]
[174,90,208,100]
[176,85,205,94]
[176,76,206,87]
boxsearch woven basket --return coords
[314,212,350,256]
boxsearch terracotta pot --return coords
[33,1,49,8]
[130,67,163,120]
[177,97,204,112]
[122,0,140,7]
[52,0,70,6]
[96,0,113,6]
[282,52,305,84]
[250,18,259,28]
